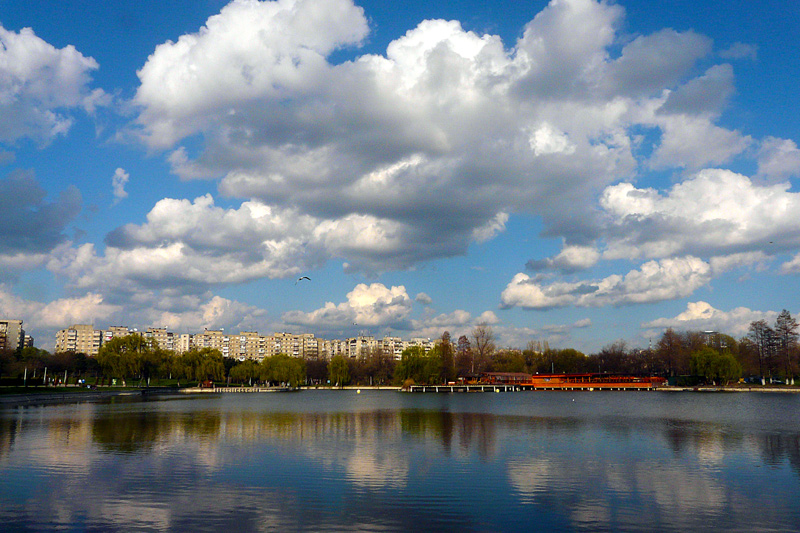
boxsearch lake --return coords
[1,390,799,531]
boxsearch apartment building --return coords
[0,319,25,352]
[53,322,433,361]
[176,333,194,354]
[145,327,175,351]
[103,326,130,343]
[55,324,104,356]
[194,329,230,358]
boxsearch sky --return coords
[1,0,799,353]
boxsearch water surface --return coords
[1,390,799,531]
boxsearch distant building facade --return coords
[53,323,432,361]
[55,324,103,355]
[0,319,26,352]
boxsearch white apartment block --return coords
[103,326,130,343]
[55,324,103,356]
[145,327,174,351]
[54,323,432,361]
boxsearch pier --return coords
[406,384,518,393]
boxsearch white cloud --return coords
[124,0,760,277]
[0,25,107,145]
[134,0,370,148]
[528,245,600,273]
[757,137,800,182]
[780,253,800,275]
[649,114,751,170]
[415,292,433,305]
[501,256,712,309]
[282,283,412,328]
[642,301,779,337]
[719,42,757,60]
[111,168,129,203]
[600,169,800,260]
[153,295,260,332]
[0,284,120,330]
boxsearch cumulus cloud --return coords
[282,283,412,328]
[120,0,762,278]
[0,283,268,349]
[0,171,82,257]
[600,169,800,260]
[80,192,512,288]
[0,284,120,330]
[642,301,779,337]
[501,256,712,309]
[527,245,600,273]
[152,295,261,332]
[649,114,751,170]
[111,168,129,203]
[134,0,370,148]
[0,24,106,145]
[757,137,800,183]
[414,292,433,305]
[780,253,800,275]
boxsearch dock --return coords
[406,384,518,393]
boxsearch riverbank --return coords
[0,387,182,407]
[2,384,798,407]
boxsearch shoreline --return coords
[2,384,799,407]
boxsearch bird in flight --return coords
[295,276,311,285]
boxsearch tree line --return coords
[1,310,797,388]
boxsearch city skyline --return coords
[1,0,799,353]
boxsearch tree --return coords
[748,320,776,379]
[173,348,225,383]
[229,359,259,385]
[774,310,798,381]
[489,349,526,373]
[263,354,305,387]
[690,346,742,385]
[656,328,683,376]
[472,323,495,374]
[592,341,630,374]
[455,335,472,377]
[394,346,442,386]
[439,331,455,384]
[328,355,350,387]
[97,334,160,382]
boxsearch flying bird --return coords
[295,276,311,285]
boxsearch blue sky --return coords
[1,0,799,352]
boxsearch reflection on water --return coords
[1,391,799,531]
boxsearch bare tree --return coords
[655,328,682,376]
[472,323,495,374]
[748,319,776,380]
[774,310,798,381]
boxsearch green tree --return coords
[263,354,305,387]
[97,334,160,382]
[229,359,259,385]
[490,349,526,373]
[173,348,225,383]
[690,346,742,385]
[328,355,350,387]
[394,346,442,386]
